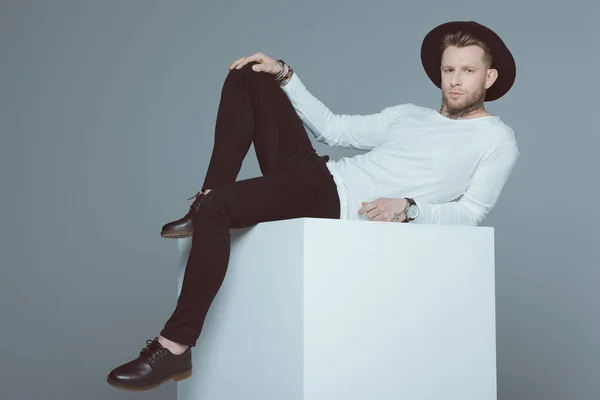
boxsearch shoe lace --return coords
[187,191,205,212]
[140,337,169,363]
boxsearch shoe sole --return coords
[107,367,192,391]
[160,230,193,239]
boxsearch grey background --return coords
[0,1,597,399]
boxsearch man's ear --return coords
[485,69,498,90]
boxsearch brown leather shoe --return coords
[160,191,205,238]
[107,337,192,391]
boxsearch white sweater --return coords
[280,72,520,226]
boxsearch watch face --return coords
[407,205,419,219]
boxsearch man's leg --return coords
[161,61,324,238]
[108,159,339,391]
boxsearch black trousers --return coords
[160,62,341,347]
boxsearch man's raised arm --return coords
[281,71,400,150]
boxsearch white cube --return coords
[176,218,497,400]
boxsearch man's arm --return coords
[411,141,520,226]
[280,72,403,150]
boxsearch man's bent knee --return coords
[225,61,276,88]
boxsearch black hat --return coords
[421,21,516,102]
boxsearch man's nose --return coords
[450,71,461,86]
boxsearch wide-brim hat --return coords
[420,21,516,102]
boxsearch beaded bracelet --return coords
[275,62,294,86]
[274,59,287,81]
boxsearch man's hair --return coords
[441,30,493,69]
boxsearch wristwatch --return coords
[403,198,419,222]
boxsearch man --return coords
[107,20,519,391]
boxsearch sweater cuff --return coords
[279,71,303,96]
[411,200,431,224]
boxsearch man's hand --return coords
[358,198,408,222]
[229,52,285,75]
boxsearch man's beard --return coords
[439,88,486,119]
